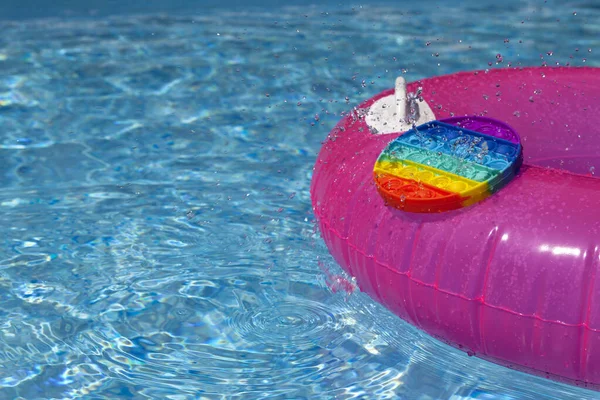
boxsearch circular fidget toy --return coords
[373,116,523,213]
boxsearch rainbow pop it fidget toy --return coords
[373,116,523,213]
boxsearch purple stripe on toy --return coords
[441,116,520,144]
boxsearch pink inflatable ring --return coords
[311,67,600,389]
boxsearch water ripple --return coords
[230,298,336,349]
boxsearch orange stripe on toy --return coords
[373,172,466,213]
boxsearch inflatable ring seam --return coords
[314,209,596,332]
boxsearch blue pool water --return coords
[0,0,599,398]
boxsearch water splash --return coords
[318,260,356,295]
